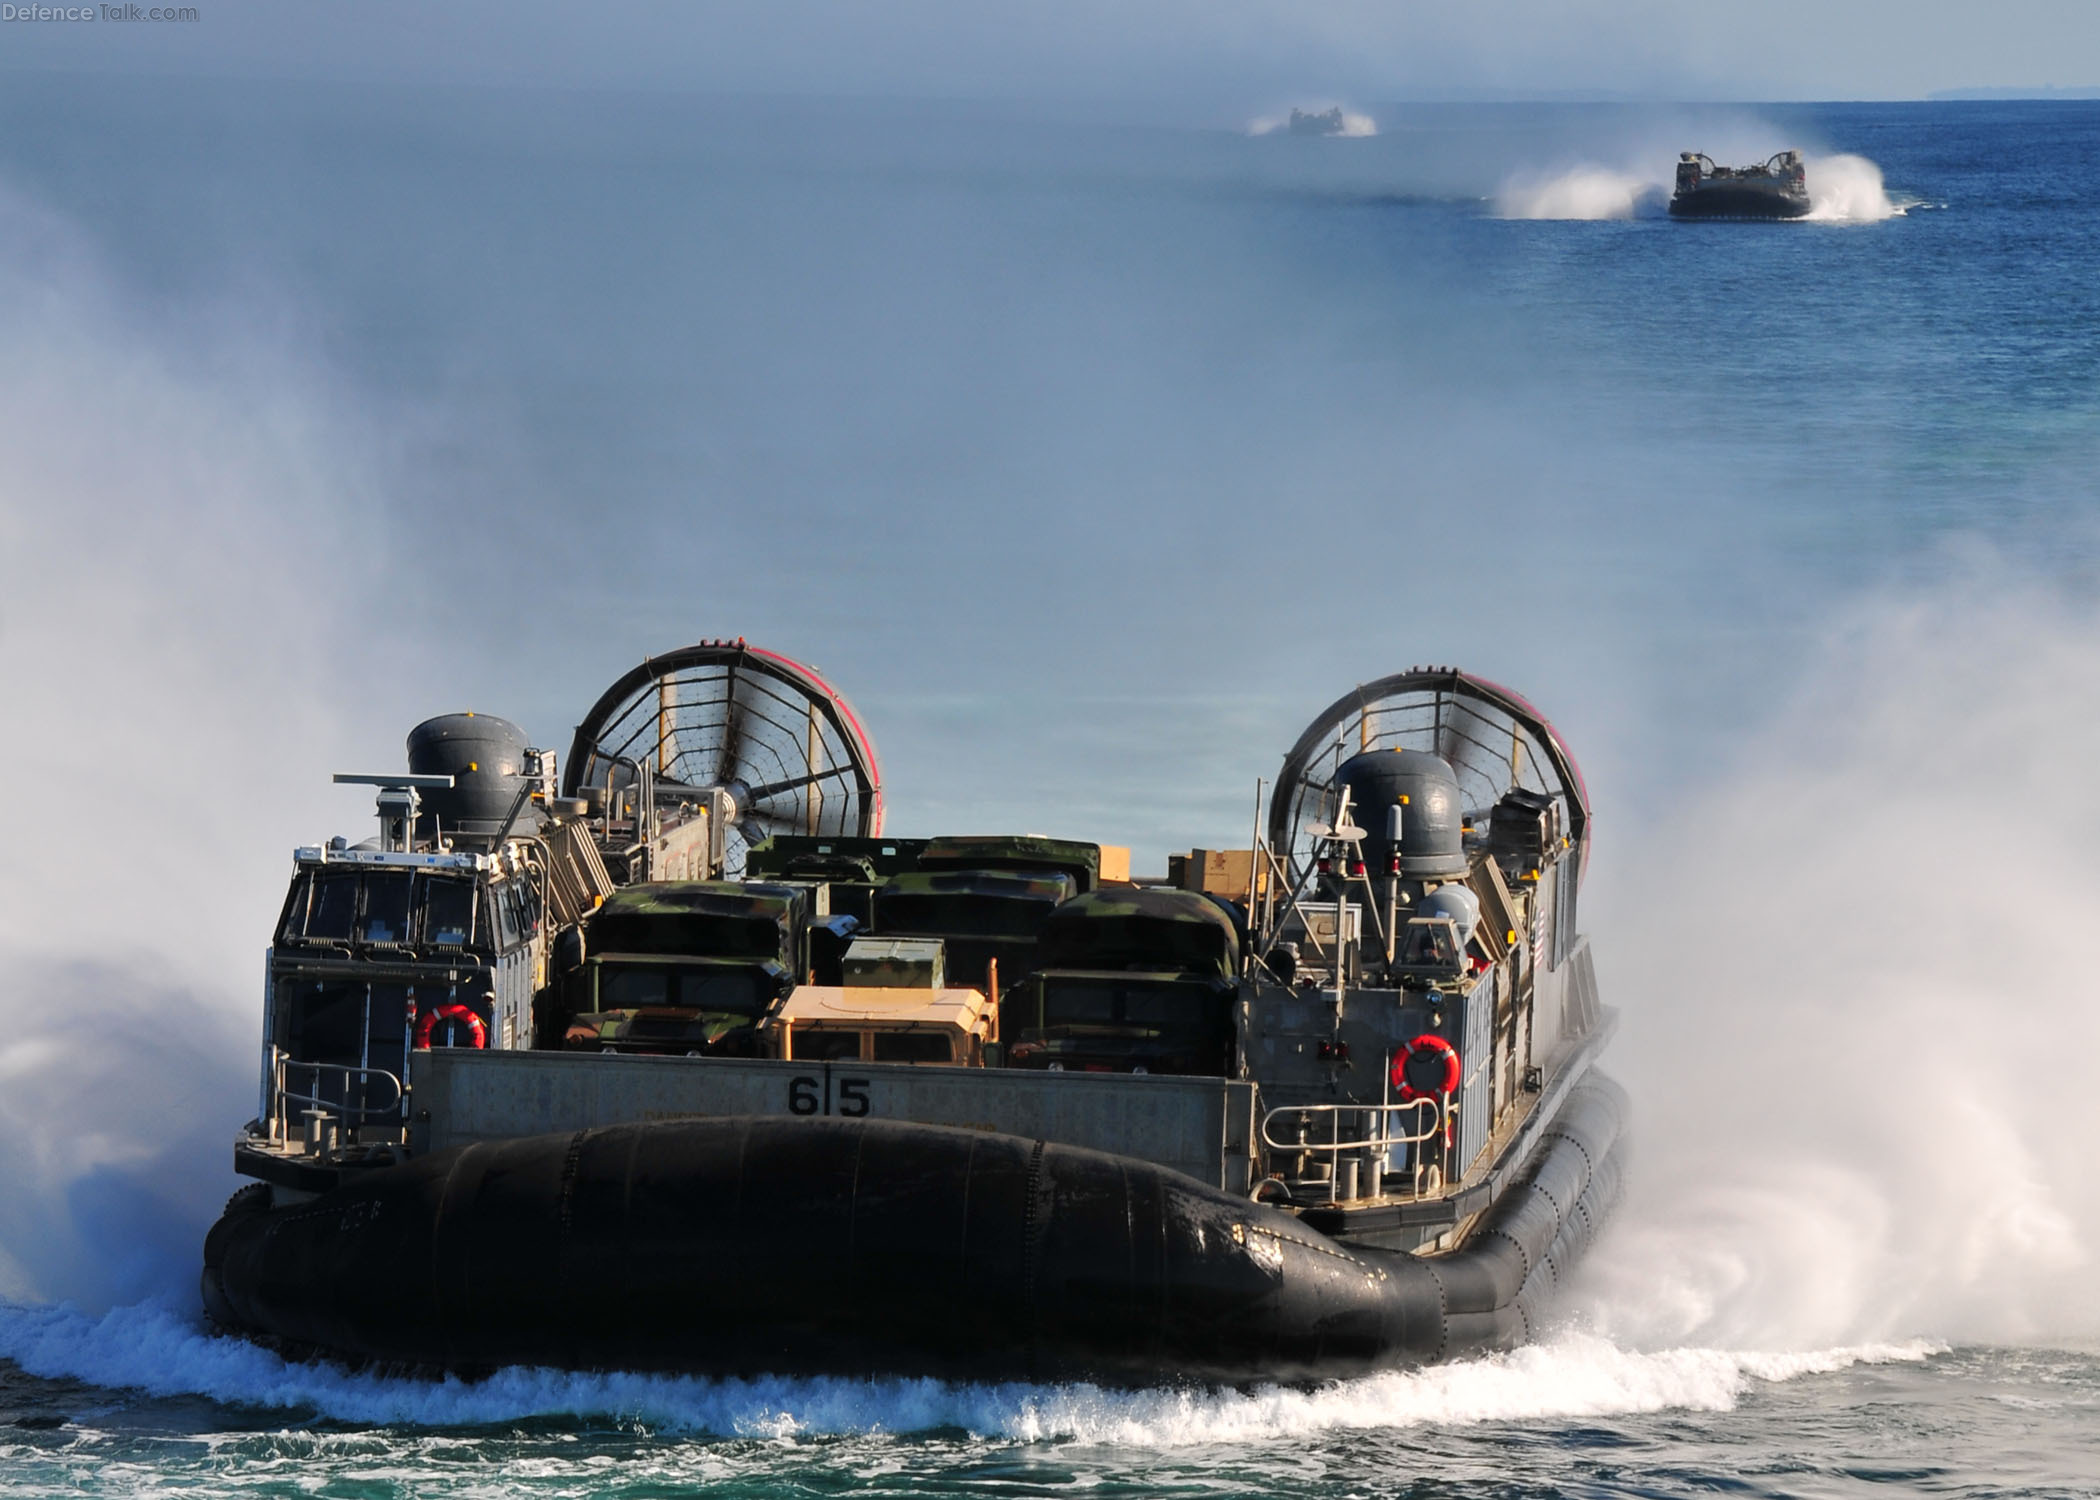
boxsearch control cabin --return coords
[244,713,570,1188]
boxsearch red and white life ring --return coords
[1391,1033,1460,1101]
[414,1001,487,1050]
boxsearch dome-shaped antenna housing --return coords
[407,712,540,839]
[1332,748,1469,878]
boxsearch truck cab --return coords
[871,866,1074,993]
[765,940,995,1066]
[561,880,855,1056]
[1005,887,1241,1077]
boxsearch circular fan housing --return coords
[564,640,883,876]
[1269,667,1589,885]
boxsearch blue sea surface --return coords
[1,82,2098,1496]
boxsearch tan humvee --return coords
[765,984,998,1067]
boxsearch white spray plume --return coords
[0,186,429,1309]
[1247,107,1376,138]
[1493,133,1902,223]
[1805,152,1904,221]
[1576,551,2100,1351]
[1494,165,1661,220]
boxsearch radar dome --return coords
[407,713,539,839]
[1331,748,1468,879]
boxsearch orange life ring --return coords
[1391,1033,1460,1100]
[414,1001,487,1050]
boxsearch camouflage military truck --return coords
[744,835,929,928]
[912,834,1103,892]
[560,881,856,1056]
[1004,886,1242,1077]
[865,834,1105,993]
[871,867,1073,994]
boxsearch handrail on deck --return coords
[1259,1095,1450,1202]
[266,1047,407,1143]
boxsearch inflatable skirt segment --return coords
[204,1076,1626,1385]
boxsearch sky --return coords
[1,0,2097,107]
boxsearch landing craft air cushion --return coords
[203,642,1623,1384]
[1669,151,1812,219]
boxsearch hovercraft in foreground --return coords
[201,643,1622,1385]
[1669,150,1811,219]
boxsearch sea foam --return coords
[1493,147,1903,221]
[0,1297,1937,1439]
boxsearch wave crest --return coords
[0,1299,1937,1439]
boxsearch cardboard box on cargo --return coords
[1176,848,1267,902]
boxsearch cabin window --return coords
[595,963,770,1016]
[789,1027,863,1061]
[306,872,359,941]
[490,882,540,949]
[1401,922,1460,968]
[598,965,667,1010]
[359,872,414,945]
[872,1031,952,1063]
[421,878,475,947]
[493,883,523,949]
[677,968,768,1016]
[277,874,312,943]
[513,883,541,941]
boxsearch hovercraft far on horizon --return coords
[1669,150,1811,219]
[1288,107,1347,137]
[199,643,1622,1387]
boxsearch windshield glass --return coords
[788,1028,862,1061]
[421,878,474,946]
[599,966,669,1009]
[359,872,413,945]
[598,963,770,1017]
[677,967,769,1015]
[307,872,358,941]
[872,1031,952,1063]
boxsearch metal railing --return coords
[265,1046,406,1154]
[1258,1095,1450,1203]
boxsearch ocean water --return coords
[3,83,2100,1495]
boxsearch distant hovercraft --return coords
[1668,150,1811,220]
[1288,107,1347,138]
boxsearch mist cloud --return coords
[0,186,438,1307]
[1576,552,2100,1348]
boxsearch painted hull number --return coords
[788,1067,871,1117]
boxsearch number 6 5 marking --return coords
[786,1073,872,1117]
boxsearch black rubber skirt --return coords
[204,1075,1625,1385]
